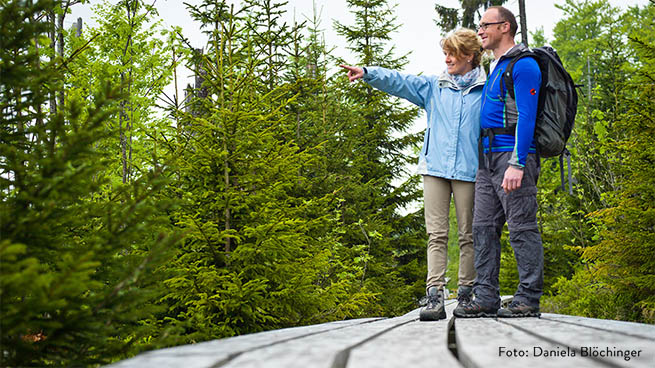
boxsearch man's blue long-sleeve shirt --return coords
[480,45,541,168]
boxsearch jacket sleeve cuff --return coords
[362,66,375,81]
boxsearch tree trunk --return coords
[32,10,44,136]
[120,0,136,184]
[57,11,65,110]
[48,11,57,118]
[120,73,128,184]
[76,17,82,37]
[518,0,528,46]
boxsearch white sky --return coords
[74,0,570,77]
[70,0,648,106]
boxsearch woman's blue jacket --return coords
[363,66,486,182]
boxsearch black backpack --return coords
[502,46,578,158]
[500,46,579,193]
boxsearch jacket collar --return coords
[438,66,487,96]
[498,43,530,62]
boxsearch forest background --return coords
[1,0,654,366]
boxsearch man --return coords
[453,6,543,318]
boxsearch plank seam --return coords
[207,317,386,368]
[496,319,625,368]
[539,316,655,341]
[329,318,419,368]
[446,316,459,360]
[452,318,482,368]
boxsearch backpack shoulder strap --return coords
[502,51,537,101]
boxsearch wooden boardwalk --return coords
[108,298,655,368]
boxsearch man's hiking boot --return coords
[419,286,446,321]
[457,285,473,305]
[497,301,541,318]
[453,300,497,318]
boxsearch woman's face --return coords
[444,50,472,76]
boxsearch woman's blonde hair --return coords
[440,28,483,69]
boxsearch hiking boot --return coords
[457,285,473,305]
[453,300,497,318]
[497,301,541,318]
[419,286,446,321]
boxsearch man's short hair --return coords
[488,6,518,37]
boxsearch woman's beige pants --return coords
[423,175,476,291]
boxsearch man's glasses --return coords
[477,21,506,31]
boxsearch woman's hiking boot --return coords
[497,301,541,318]
[419,286,446,321]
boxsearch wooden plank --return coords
[220,308,431,368]
[345,318,460,367]
[455,318,606,368]
[109,297,461,368]
[106,318,382,368]
[499,317,655,368]
[540,313,655,340]
[345,300,461,367]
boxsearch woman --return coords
[340,28,485,321]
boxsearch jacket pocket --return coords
[424,128,430,155]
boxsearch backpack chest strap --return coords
[479,126,517,171]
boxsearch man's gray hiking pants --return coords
[473,151,543,309]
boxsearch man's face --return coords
[477,9,507,51]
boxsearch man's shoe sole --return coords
[453,311,497,318]
[419,309,447,321]
[497,310,541,318]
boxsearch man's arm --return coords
[502,57,541,194]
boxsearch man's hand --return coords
[502,166,524,194]
[339,64,364,82]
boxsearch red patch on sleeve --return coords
[530,88,536,95]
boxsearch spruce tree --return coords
[0,0,179,365]
[242,0,293,91]
[65,0,175,185]
[334,0,425,315]
[150,1,375,344]
[585,28,655,322]
[542,1,655,323]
